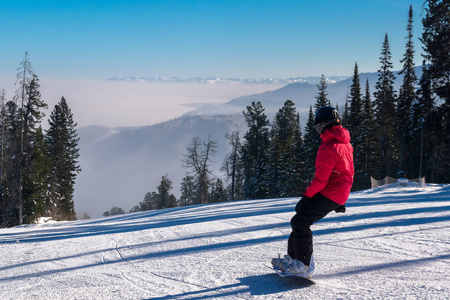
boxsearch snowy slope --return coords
[1,183,449,299]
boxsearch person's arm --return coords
[303,145,335,198]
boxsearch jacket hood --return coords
[321,126,351,144]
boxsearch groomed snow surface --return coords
[1,183,449,299]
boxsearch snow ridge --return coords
[107,75,350,85]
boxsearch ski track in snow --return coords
[1,183,450,299]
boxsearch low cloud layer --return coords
[0,77,282,128]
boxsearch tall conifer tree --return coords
[0,91,6,224]
[241,101,270,199]
[209,178,228,203]
[412,61,435,179]
[157,174,176,209]
[303,74,334,181]
[303,106,319,181]
[314,75,331,110]
[1,101,21,225]
[396,5,417,177]
[341,98,349,128]
[284,112,307,195]
[23,126,48,223]
[421,0,450,106]
[374,34,397,178]
[347,63,364,189]
[268,100,302,197]
[179,175,196,206]
[421,0,450,182]
[45,97,81,221]
[361,79,377,188]
[21,75,48,223]
[13,52,34,224]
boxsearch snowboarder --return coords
[272,106,354,277]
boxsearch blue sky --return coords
[0,0,426,79]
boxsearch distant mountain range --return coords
[108,75,350,85]
[183,66,423,119]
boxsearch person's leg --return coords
[289,194,340,265]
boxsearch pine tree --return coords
[1,53,48,225]
[361,79,378,188]
[157,174,176,209]
[167,195,177,208]
[347,63,363,135]
[347,63,364,189]
[179,175,196,206]
[22,126,48,223]
[412,61,436,179]
[396,5,418,177]
[303,106,319,181]
[283,112,307,196]
[13,52,35,224]
[0,90,6,224]
[141,192,159,211]
[373,33,397,178]
[1,100,21,225]
[314,75,331,110]
[342,98,349,128]
[421,0,450,106]
[21,75,48,224]
[209,178,228,203]
[267,100,303,197]
[103,206,125,217]
[303,76,334,182]
[421,0,450,182]
[241,101,270,199]
[45,97,81,221]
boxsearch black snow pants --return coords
[287,193,341,266]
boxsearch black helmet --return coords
[314,106,341,134]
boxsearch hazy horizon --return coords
[0,77,285,128]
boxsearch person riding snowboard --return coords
[272,106,354,277]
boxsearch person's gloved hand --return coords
[334,204,346,213]
[301,195,311,202]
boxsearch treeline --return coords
[0,53,81,227]
[106,2,449,216]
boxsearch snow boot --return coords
[271,254,292,271]
[286,259,309,276]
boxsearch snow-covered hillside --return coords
[1,183,449,299]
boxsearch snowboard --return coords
[265,264,315,285]
[267,264,314,278]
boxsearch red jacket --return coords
[304,126,354,205]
